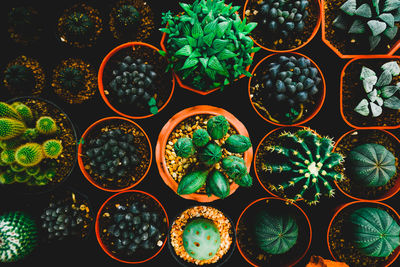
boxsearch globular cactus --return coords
[347,143,396,187]
[198,142,222,166]
[3,64,35,90]
[0,211,38,263]
[182,218,221,260]
[0,170,15,184]
[192,129,210,147]
[221,156,248,179]
[0,102,23,121]
[114,4,141,28]
[64,12,95,40]
[0,118,26,141]
[22,128,39,141]
[177,170,209,195]
[0,149,15,165]
[42,139,63,159]
[254,210,298,254]
[58,67,85,91]
[36,116,57,135]
[207,115,229,140]
[349,207,400,257]
[25,165,40,176]
[224,134,252,153]
[13,103,33,125]
[14,143,43,167]
[174,137,195,158]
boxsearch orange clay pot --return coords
[155,105,253,202]
[248,52,326,127]
[340,55,400,129]
[327,200,400,267]
[98,42,175,119]
[95,190,169,264]
[78,116,152,192]
[236,197,312,267]
[242,0,322,53]
[333,128,400,202]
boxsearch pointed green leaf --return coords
[379,13,395,27]
[212,39,229,52]
[381,85,400,98]
[384,96,400,109]
[158,50,167,57]
[204,19,218,34]
[376,70,393,87]
[180,57,199,70]
[383,26,398,39]
[208,55,226,74]
[203,32,216,47]
[199,57,209,69]
[367,20,387,36]
[175,45,192,57]
[372,0,380,15]
[187,36,197,48]
[217,49,238,60]
[363,75,378,93]
[368,89,378,102]
[355,3,372,18]
[182,22,191,36]
[205,68,216,81]
[173,37,189,47]
[340,0,357,15]
[381,61,400,76]
[370,101,383,117]
[216,21,231,38]
[383,0,400,12]
[192,21,204,39]
[360,66,376,80]
[190,50,202,58]
[354,99,370,116]
[349,19,367,34]
[244,22,258,33]
[369,35,382,50]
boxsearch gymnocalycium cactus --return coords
[3,64,35,91]
[261,128,344,205]
[253,210,298,254]
[349,207,400,257]
[347,143,396,187]
[182,218,221,260]
[354,61,400,117]
[160,0,260,91]
[114,4,141,28]
[332,0,400,51]
[175,115,252,199]
[0,211,38,262]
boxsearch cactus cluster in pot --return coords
[174,115,252,199]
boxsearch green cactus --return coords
[349,207,400,257]
[0,149,15,165]
[221,156,248,179]
[174,137,195,158]
[25,165,40,176]
[347,143,396,187]
[0,211,38,262]
[207,115,229,140]
[224,134,252,153]
[115,4,141,28]
[192,129,210,147]
[36,116,57,135]
[198,142,222,166]
[0,170,15,184]
[4,64,35,90]
[206,170,230,199]
[64,12,95,39]
[10,163,25,173]
[234,173,253,187]
[0,102,22,121]
[0,118,26,141]
[58,67,85,91]
[14,172,30,183]
[22,128,39,141]
[177,170,209,195]
[13,103,33,125]
[254,210,298,255]
[14,143,43,167]
[182,218,221,260]
[42,139,63,159]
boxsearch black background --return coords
[0,0,399,266]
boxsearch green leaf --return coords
[158,50,167,57]
[360,66,376,80]
[179,2,192,14]
[376,70,393,87]
[363,75,378,93]
[216,21,231,38]
[370,101,383,117]
[212,39,229,52]
[190,50,202,58]
[383,0,400,12]
[372,0,380,15]
[244,22,258,33]
[355,3,372,18]
[379,13,395,27]
[381,85,399,98]
[384,96,400,109]
[217,49,238,60]
[205,68,216,81]
[383,26,398,39]
[381,61,400,76]
[203,32,216,47]
[175,45,192,57]
[199,57,209,69]
[182,22,191,36]
[340,0,357,15]
[173,37,189,47]
[333,14,348,30]
[354,98,370,116]
[369,35,382,50]
[187,36,197,47]
[208,55,227,75]
[349,19,367,34]
[180,57,199,70]
[204,19,218,34]
[192,21,204,39]
[367,20,387,36]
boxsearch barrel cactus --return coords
[114,4,141,28]
[42,140,63,159]
[347,143,396,187]
[0,118,26,140]
[36,116,57,135]
[349,207,400,257]
[15,143,43,167]
[3,64,35,91]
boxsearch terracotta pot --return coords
[340,56,400,129]
[236,197,312,267]
[155,105,253,202]
[77,116,152,192]
[327,200,400,267]
[248,52,326,126]
[333,128,400,201]
[243,0,321,52]
[95,190,169,264]
[98,42,175,119]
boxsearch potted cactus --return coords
[249,52,326,126]
[95,190,169,264]
[155,105,253,202]
[243,0,322,52]
[327,201,400,267]
[333,128,400,201]
[168,205,236,266]
[7,6,43,45]
[160,0,260,94]
[236,197,312,267]
[77,117,152,192]
[254,126,345,205]
[340,56,400,129]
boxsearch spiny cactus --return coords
[3,64,35,90]
[349,207,400,257]
[174,137,195,158]
[58,67,85,91]
[114,4,141,28]
[13,103,33,125]
[160,0,260,91]
[333,0,400,51]
[36,116,57,135]
[0,102,23,121]
[1,149,15,165]
[0,118,26,141]
[192,128,210,147]
[207,115,229,140]
[254,210,298,255]
[14,143,43,167]
[261,128,344,205]
[64,12,95,40]
[42,140,63,159]
[182,218,221,260]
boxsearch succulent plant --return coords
[114,4,141,28]
[253,210,298,255]
[36,116,58,135]
[64,12,95,40]
[108,56,159,114]
[58,67,85,91]
[261,128,344,205]
[160,0,260,91]
[174,115,252,199]
[257,0,310,38]
[42,140,63,159]
[13,103,33,125]
[0,118,26,140]
[15,143,43,167]
[3,64,35,90]
[349,207,400,257]
[332,0,400,51]
[0,211,38,262]
[354,61,400,117]
[182,218,221,260]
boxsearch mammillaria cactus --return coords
[253,210,298,254]
[332,0,400,51]
[15,143,43,167]
[36,116,57,135]
[160,0,260,91]
[261,128,344,205]
[349,207,400,257]
[42,140,63,159]
[347,143,396,187]
[0,211,38,262]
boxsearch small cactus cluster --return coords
[260,128,344,205]
[160,0,260,91]
[0,102,63,186]
[85,128,140,179]
[354,61,400,117]
[332,0,400,51]
[106,201,164,255]
[347,143,397,187]
[349,207,400,257]
[174,115,253,199]
[257,0,310,38]
[0,211,38,262]
[108,56,158,114]
[182,218,221,260]
[253,210,298,255]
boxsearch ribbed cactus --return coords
[0,102,22,121]
[36,116,57,135]
[349,207,400,257]
[0,149,15,164]
[347,143,396,187]
[13,103,33,125]
[64,12,95,39]
[3,64,35,90]
[174,137,195,158]
[58,67,85,91]
[254,210,298,254]
[0,118,26,141]
[22,128,39,141]
[115,4,141,28]
[192,129,210,147]
[42,139,63,159]
[198,142,222,166]
[14,143,43,167]
[207,115,229,140]
[224,134,252,153]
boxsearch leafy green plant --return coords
[160,0,260,91]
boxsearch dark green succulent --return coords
[115,4,141,28]
[58,67,85,91]
[64,12,95,39]
[4,64,35,90]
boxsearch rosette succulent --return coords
[160,0,260,91]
